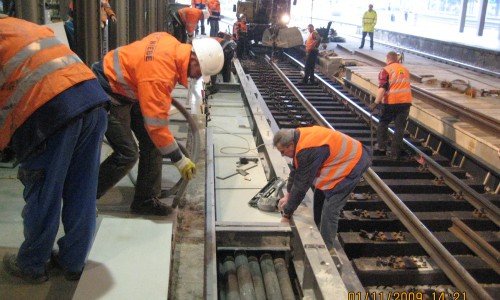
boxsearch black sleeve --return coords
[284,145,329,215]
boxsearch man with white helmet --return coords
[92,33,223,215]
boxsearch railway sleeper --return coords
[352,255,500,286]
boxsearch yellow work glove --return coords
[174,154,196,180]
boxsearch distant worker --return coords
[370,51,412,160]
[208,33,237,93]
[92,33,224,215]
[192,0,207,35]
[233,14,249,59]
[302,24,320,85]
[274,126,371,250]
[207,0,221,37]
[1,15,109,283]
[359,4,377,50]
[172,6,204,43]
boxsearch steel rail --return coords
[285,53,500,227]
[449,217,500,275]
[268,55,493,300]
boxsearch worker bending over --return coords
[370,51,412,160]
[274,126,371,250]
[172,6,205,43]
[92,33,223,215]
[1,15,109,283]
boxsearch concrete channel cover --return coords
[216,189,281,223]
[73,218,172,299]
[212,133,259,157]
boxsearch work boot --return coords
[3,253,49,284]
[49,251,82,281]
[130,198,173,216]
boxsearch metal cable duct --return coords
[268,55,493,300]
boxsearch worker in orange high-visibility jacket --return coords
[0,15,109,283]
[233,14,249,59]
[92,33,223,215]
[192,0,207,35]
[173,6,204,43]
[370,51,412,160]
[207,0,221,37]
[302,24,321,85]
[274,126,371,251]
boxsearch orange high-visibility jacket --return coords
[192,0,207,8]
[293,126,363,190]
[233,21,247,40]
[383,62,412,104]
[305,30,320,53]
[208,0,221,16]
[178,7,203,35]
[103,32,192,155]
[0,17,96,150]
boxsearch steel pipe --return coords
[235,253,257,300]
[248,256,267,300]
[274,258,294,300]
[260,254,283,300]
[222,256,240,300]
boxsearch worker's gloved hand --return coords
[174,155,196,180]
[369,102,378,111]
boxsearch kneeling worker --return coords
[92,33,224,215]
[274,126,372,251]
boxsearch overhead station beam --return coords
[478,0,488,36]
[74,0,101,65]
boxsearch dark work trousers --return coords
[360,31,374,49]
[97,103,163,203]
[376,103,411,157]
[313,146,372,249]
[236,32,248,59]
[194,5,205,35]
[15,107,107,275]
[209,18,219,37]
[303,48,318,84]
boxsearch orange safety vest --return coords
[178,7,203,35]
[103,32,192,155]
[293,126,362,190]
[0,17,96,150]
[208,0,220,15]
[383,63,412,104]
[305,30,319,53]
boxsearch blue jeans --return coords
[315,146,372,249]
[16,107,107,275]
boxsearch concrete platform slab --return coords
[209,115,252,134]
[216,188,281,223]
[73,218,172,300]
[212,133,259,157]
[215,157,268,189]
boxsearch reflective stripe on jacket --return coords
[305,30,320,53]
[102,32,192,155]
[362,10,377,32]
[293,126,362,190]
[0,17,96,149]
[383,63,412,104]
[178,7,203,34]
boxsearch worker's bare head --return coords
[386,51,398,64]
[307,24,314,33]
[188,52,202,79]
[368,4,373,10]
[274,129,295,158]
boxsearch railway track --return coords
[237,55,500,299]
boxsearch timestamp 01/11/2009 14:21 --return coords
[347,291,467,300]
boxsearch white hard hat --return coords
[192,38,224,77]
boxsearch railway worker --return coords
[172,6,205,43]
[359,4,377,50]
[1,15,109,283]
[370,51,412,160]
[275,126,372,251]
[233,14,249,59]
[92,33,224,215]
[302,24,321,85]
[192,0,207,35]
[207,0,221,37]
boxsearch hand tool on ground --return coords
[216,162,257,180]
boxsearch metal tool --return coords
[216,162,258,180]
[248,177,286,212]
